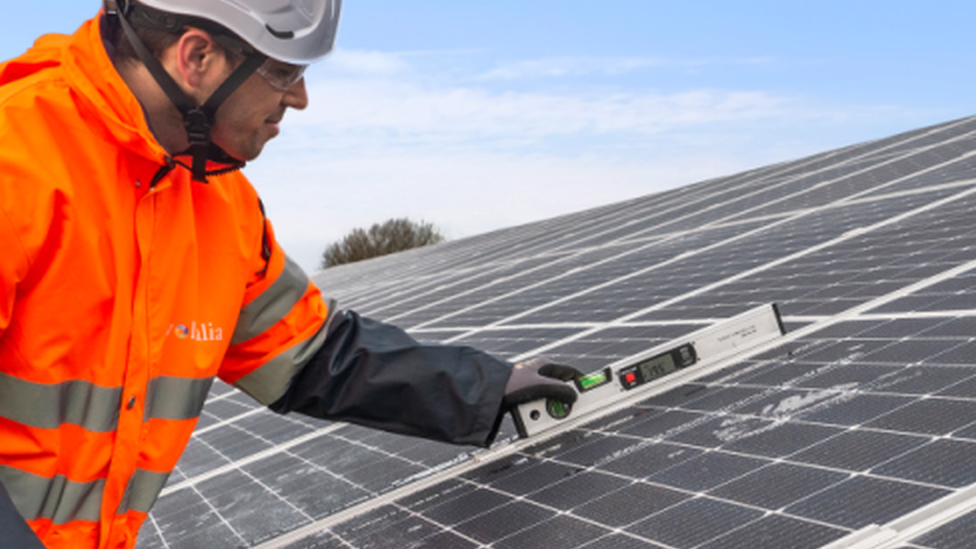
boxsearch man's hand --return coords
[502,357,583,409]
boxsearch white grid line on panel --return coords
[193,406,270,438]
[855,311,976,321]
[146,515,172,549]
[190,429,249,470]
[203,389,240,406]
[228,459,317,523]
[330,507,489,549]
[409,319,728,333]
[161,422,348,497]
[189,482,251,548]
[844,178,976,205]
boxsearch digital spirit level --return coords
[512,303,787,439]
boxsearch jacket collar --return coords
[66,14,169,165]
[0,13,245,178]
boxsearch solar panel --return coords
[137,114,976,549]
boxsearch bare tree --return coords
[321,218,446,268]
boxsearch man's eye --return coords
[274,67,297,80]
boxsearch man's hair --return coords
[109,20,183,62]
[107,5,247,63]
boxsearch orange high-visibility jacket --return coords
[0,12,513,549]
[0,14,332,549]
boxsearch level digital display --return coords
[637,353,677,382]
[619,343,697,390]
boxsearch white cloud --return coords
[297,77,797,142]
[324,49,411,75]
[477,55,777,80]
[478,56,667,80]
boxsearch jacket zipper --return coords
[148,158,176,190]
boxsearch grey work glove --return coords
[502,357,583,409]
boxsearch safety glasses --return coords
[213,33,308,92]
[255,58,308,92]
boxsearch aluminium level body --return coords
[513,303,787,439]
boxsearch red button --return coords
[624,372,637,384]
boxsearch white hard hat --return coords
[135,0,341,64]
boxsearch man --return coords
[0,2,580,547]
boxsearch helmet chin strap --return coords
[114,2,267,182]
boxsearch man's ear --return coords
[169,28,226,96]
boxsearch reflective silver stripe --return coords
[144,376,214,421]
[0,371,121,432]
[116,469,170,515]
[0,372,212,429]
[0,466,104,524]
[232,256,310,345]
[234,317,331,405]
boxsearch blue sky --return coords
[3,2,975,272]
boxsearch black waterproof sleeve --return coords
[0,482,45,549]
[270,310,512,447]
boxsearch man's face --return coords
[208,57,309,161]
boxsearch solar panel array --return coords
[137,115,976,549]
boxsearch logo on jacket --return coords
[167,322,224,342]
